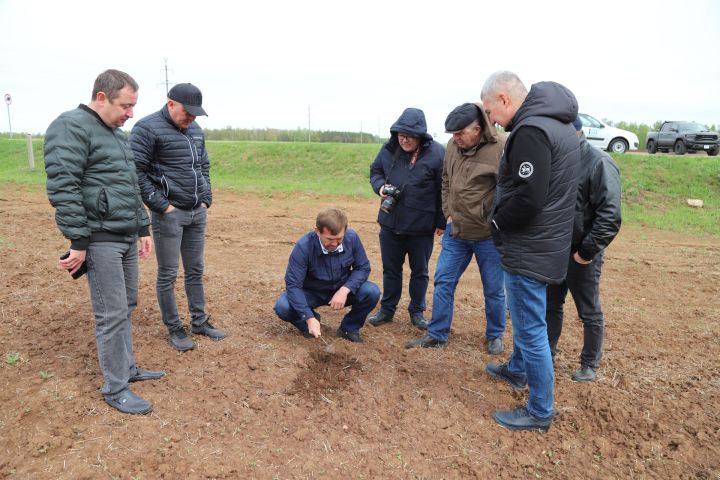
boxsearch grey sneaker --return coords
[487,337,504,355]
[104,389,153,415]
[192,321,226,341]
[571,366,597,382]
[129,368,166,383]
[168,328,196,351]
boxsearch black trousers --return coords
[378,227,434,316]
[546,251,605,369]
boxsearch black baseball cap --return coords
[168,83,208,116]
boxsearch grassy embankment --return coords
[1,138,718,236]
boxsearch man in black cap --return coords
[546,116,621,382]
[406,103,507,351]
[130,83,225,351]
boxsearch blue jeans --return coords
[427,228,506,342]
[152,207,208,332]
[504,270,554,419]
[547,252,605,369]
[86,241,141,396]
[378,228,434,316]
[274,282,380,334]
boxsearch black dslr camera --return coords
[380,185,402,213]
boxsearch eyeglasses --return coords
[398,134,418,141]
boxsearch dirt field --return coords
[1,189,718,479]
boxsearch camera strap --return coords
[409,148,420,167]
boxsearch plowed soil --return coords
[1,189,718,479]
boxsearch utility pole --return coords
[360,121,363,144]
[161,59,174,96]
[307,105,311,142]
[26,134,34,171]
[4,93,12,139]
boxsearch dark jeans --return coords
[274,282,381,334]
[86,241,140,396]
[152,207,208,332]
[546,252,605,369]
[378,228,434,316]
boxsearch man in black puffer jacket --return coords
[131,83,224,352]
[481,71,581,432]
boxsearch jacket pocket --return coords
[97,188,109,222]
[161,175,170,198]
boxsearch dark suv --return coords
[646,122,719,156]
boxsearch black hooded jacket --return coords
[369,108,445,235]
[491,82,581,284]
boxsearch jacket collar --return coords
[160,104,187,132]
[78,104,113,131]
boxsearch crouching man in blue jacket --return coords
[274,208,380,343]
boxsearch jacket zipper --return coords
[181,132,200,208]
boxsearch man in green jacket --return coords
[44,69,164,415]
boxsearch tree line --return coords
[3,121,719,148]
[203,127,383,144]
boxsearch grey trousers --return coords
[151,207,208,332]
[86,241,139,396]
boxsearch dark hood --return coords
[389,108,433,144]
[507,81,578,132]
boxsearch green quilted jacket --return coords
[44,105,150,250]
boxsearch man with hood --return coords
[368,108,446,331]
[481,71,581,432]
[406,103,506,352]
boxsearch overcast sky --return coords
[1,0,719,141]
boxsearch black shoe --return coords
[336,327,363,343]
[494,406,552,432]
[410,313,428,330]
[485,363,528,390]
[487,337,504,355]
[367,311,393,327]
[192,320,226,341]
[168,328,196,351]
[104,389,153,415]
[129,368,166,383]
[405,334,447,349]
[571,366,597,382]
